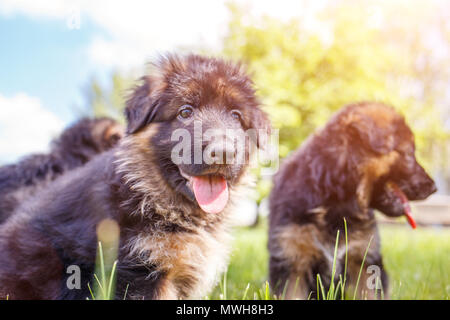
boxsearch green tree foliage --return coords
[223,1,450,178]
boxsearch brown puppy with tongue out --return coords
[0,54,270,300]
[269,102,436,300]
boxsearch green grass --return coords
[208,222,271,299]
[209,221,450,300]
[88,242,119,300]
[90,219,450,300]
[383,226,450,299]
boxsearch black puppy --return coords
[0,54,269,299]
[0,117,123,223]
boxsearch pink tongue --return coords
[192,176,229,214]
[388,182,416,229]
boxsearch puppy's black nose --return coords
[416,178,437,198]
[424,180,437,194]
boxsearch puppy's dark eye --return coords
[178,105,194,119]
[231,109,242,121]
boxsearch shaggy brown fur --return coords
[0,117,123,223]
[269,102,436,299]
[0,54,269,299]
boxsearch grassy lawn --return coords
[209,221,450,300]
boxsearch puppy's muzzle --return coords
[204,137,238,165]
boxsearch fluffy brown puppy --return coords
[269,102,436,299]
[0,117,123,223]
[0,54,269,299]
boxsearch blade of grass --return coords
[352,235,373,300]
[316,275,320,300]
[219,270,228,300]
[292,277,300,300]
[97,242,107,296]
[280,279,289,300]
[242,283,250,300]
[316,274,326,300]
[264,281,270,300]
[106,260,118,299]
[342,218,348,299]
[123,283,129,300]
[334,275,343,300]
[93,273,105,298]
[327,230,340,299]
[87,283,95,300]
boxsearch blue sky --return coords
[0,14,109,122]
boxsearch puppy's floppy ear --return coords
[348,115,395,154]
[125,77,161,134]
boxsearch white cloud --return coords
[0,0,231,69]
[0,0,331,70]
[0,0,74,19]
[86,36,155,70]
[0,93,64,164]
[82,0,231,69]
